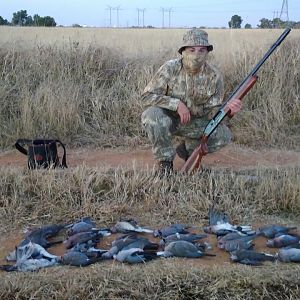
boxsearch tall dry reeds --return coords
[0,28,299,149]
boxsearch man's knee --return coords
[141,107,173,129]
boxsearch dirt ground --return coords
[0,143,299,270]
[0,144,299,170]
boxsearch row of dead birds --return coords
[1,208,300,272]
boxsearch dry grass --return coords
[0,166,299,231]
[0,27,299,149]
[1,261,300,299]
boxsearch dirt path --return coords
[0,144,299,170]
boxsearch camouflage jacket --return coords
[141,58,224,117]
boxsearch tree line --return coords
[0,10,56,27]
[1,10,300,28]
[229,14,300,29]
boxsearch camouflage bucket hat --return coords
[178,29,213,54]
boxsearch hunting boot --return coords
[158,161,174,176]
[176,142,189,162]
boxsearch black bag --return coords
[15,139,67,169]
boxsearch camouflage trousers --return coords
[141,107,232,162]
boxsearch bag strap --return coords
[15,139,34,156]
[55,139,68,168]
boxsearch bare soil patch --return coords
[0,144,299,170]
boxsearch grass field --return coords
[0,27,299,299]
[0,27,299,149]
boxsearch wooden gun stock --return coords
[180,136,208,174]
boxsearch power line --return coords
[166,7,173,28]
[106,5,122,27]
[137,8,146,27]
[280,0,289,22]
[160,7,165,28]
[106,6,113,27]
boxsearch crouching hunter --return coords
[141,29,241,174]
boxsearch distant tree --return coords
[12,10,29,26]
[12,11,56,27]
[42,16,56,27]
[0,16,10,25]
[291,21,300,29]
[244,23,252,29]
[72,24,82,28]
[228,15,242,28]
[33,14,43,26]
[272,18,285,28]
[257,18,273,28]
[24,15,34,26]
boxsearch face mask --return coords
[182,51,208,73]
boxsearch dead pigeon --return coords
[153,224,190,238]
[219,235,258,252]
[110,219,153,234]
[67,217,97,236]
[266,234,300,248]
[60,251,103,267]
[114,248,157,264]
[160,233,207,246]
[157,240,215,258]
[7,240,59,262]
[278,248,300,262]
[230,249,276,266]
[22,223,67,248]
[64,230,106,249]
[203,208,252,236]
[256,225,297,239]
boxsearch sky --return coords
[1,0,300,28]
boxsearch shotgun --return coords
[181,28,291,174]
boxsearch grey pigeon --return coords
[3,242,59,272]
[217,232,249,248]
[219,235,258,252]
[64,230,108,249]
[16,258,58,272]
[85,247,108,258]
[267,234,300,248]
[67,217,97,236]
[23,223,68,248]
[110,219,153,234]
[278,248,300,262]
[122,237,159,251]
[230,249,276,266]
[15,241,59,261]
[160,233,207,246]
[67,240,98,253]
[203,208,252,236]
[0,258,58,272]
[157,240,215,258]
[114,248,157,264]
[153,224,190,238]
[61,251,103,267]
[7,241,59,262]
[103,234,158,258]
[256,225,297,239]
